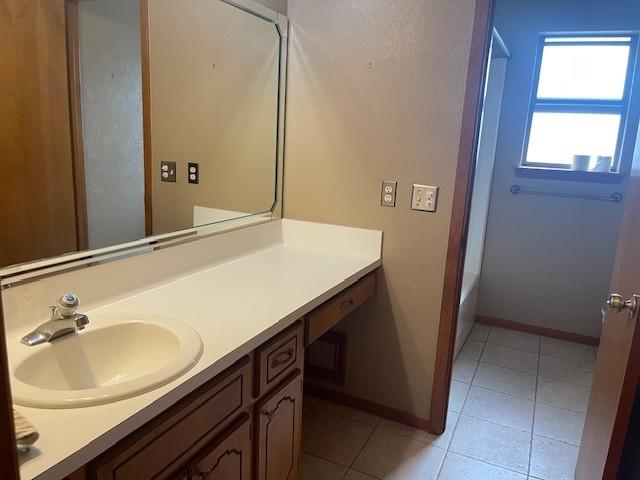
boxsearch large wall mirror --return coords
[0,0,285,272]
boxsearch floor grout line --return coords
[455,412,533,433]
[343,422,378,478]
[527,336,542,476]
[477,358,538,376]
[443,449,531,477]
[309,404,382,428]
[435,331,491,479]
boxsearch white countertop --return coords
[8,220,382,480]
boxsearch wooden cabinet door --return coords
[255,371,303,480]
[190,415,251,480]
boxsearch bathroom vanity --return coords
[79,266,374,480]
[4,219,381,479]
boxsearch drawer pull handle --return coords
[340,298,355,311]
[271,348,294,368]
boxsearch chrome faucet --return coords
[20,294,90,346]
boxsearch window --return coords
[522,34,637,173]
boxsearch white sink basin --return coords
[9,314,203,408]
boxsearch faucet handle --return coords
[74,314,90,330]
[57,294,80,317]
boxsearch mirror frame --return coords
[0,0,288,290]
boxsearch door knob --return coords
[605,294,640,318]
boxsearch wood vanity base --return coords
[65,271,377,480]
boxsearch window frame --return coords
[520,33,639,173]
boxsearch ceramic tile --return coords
[462,386,534,431]
[537,377,590,413]
[533,403,585,446]
[449,380,470,413]
[488,327,540,353]
[452,353,479,383]
[300,454,348,480]
[377,410,459,449]
[481,342,539,374]
[540,337,595,365]
[302,410,374,466]
[461,339,486,361]
[343,470,378,480]
[538,354,594,387]
[469,323,491,341]
[529,435,579,480]
[449,415,531,473]
[438,452,527,480]
[304,395,320,416]
[314,399,381,426]
[473,363,537,400]
[352,429,446,479]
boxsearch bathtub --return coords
[453,271,480,359]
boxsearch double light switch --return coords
[411,184,438,212]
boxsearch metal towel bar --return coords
[510,185,624,203]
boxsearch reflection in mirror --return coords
[0,0,282,269]
[146,0,279,236]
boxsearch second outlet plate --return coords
[411,184,438,212]
[381,180,397,207]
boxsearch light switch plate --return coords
[411,184,438,212]
[381,181,397,207]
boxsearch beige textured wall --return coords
[148,0,279,234]
[79,0,145,249]
[478,0,640,338]
[254,0,287,14]
[284,0,476,417]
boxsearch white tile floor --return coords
[301,324,597,480]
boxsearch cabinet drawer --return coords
[189,414,251,479]
[254,321,303,397]
[305,271,376,345]
[91,357,251,480]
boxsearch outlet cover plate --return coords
[161,161,177,183]
[381,180,397,207]
[411,184,438,212]
[188,162,199,184]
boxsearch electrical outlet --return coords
[188,162,199,184]
[411,184,438,212]
[160,161,177,182]
[381,181,397,207]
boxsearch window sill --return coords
[514,166,627,184]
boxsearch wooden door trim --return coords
[428,0,495,434]
[0,297,19,480]
[65,0,89,251]
[140,0,153,236]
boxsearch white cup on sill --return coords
[572,154,591,171]
[591,155,613,173]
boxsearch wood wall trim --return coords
[305,383,432,432]
[429,0,495,435]
[65,0,89,251]
[140,0,153,236]
[0,296,19,480]
[476,315,600,346]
